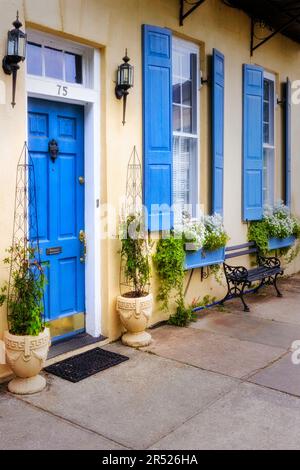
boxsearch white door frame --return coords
[26,35,102,338]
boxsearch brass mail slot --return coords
[46,247,62,255]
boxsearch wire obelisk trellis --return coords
[125,145,143,217]
[120,146,150,295]
[7,142,45,323]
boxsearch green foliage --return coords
[203,230,229,251]
[292,218,300,239]
[120,214,151,296]
[0,244,46,336]
[202,214,229,251]
[191,295,217,309]
[282,242,300,264]
[152,236,185,311]
[248,220,270,254]
[209,264,225,286]
[168,297,197,327]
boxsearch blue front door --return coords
[28,98,85,340]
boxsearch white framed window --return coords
[172,37,199,220]
[26,30,94,89]
[263,71,276,207]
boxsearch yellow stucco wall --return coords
[0,0,300,379]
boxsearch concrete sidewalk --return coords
[1,274,300,450]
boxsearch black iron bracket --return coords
[277,97,286,106]
[251,11,300,56]
[179,0,206,26]
[200,266,210,282]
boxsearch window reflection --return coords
[27,42,42,76]
[27,40,83,85]
[65,52,83,84]
[44,47,63,80]
[172,39,198,219]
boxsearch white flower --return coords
[263,203,294,238]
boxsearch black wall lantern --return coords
[115,49,134,125]
[2,12,27,108]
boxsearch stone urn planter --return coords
[4,327,50,395]
[117,293,153,347]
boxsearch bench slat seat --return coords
[247,266,282,281]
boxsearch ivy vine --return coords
[152,236,185,312]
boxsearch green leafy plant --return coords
[190,295,217,309]
[168,297,197,327]
[203,214,229,251]
[0,244,46,336]
[119,214,151,297]
[209,264,225,286]
[248,219,270,254]
[152,236,185,311]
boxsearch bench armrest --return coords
[257,255,281,269]
[223,263,248,281]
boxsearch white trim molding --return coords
[26,32,102,338]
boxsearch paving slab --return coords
[221,288,300,325]
[0,393,124,450]
[280,276,300,294]
[150,382,300,450]
[142,325,285,379]
[190,311,300,349]
[247,295,300,324]
[17,343,237,449]
[248,352,300,396]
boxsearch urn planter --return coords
[4,327,50,395]
[184,245,225,270]
[268,236,296,251]
[117,293,153,347]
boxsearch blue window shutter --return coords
[243,64,264,221]
[285,77,291,208]
[212,49,225,215]
[142,24,173,231]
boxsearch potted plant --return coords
[0,244,50,394]
[248,203,300,253]
[116,214,152,347]
[182,214,228,269]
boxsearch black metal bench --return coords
[221,242,284,312]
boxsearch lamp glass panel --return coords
[7,32,15,56]
[122,66,129,84]
[18,35,26,59]
[129,66,134,86]
[117,67,121,85]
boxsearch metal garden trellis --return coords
[119,146,150,295]
[125,145,143,217]
[7,142,45,324]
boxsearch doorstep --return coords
[45,334,109,367]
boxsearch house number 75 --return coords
[57,85,68,97]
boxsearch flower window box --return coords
[184,245,225,270]
[268,236,296,251]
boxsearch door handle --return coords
[79,230,86,263]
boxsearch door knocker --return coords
[49,139,59,162]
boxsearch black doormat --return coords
[44,347,129,383]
